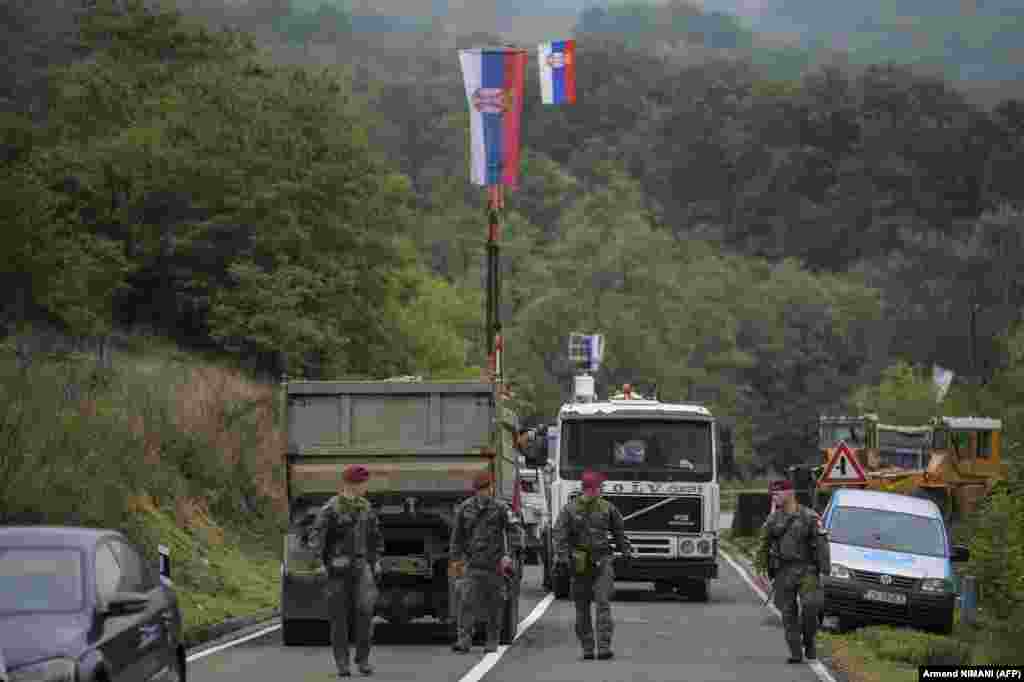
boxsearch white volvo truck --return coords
[543,377,721,601]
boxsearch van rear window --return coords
[829,507,947,557]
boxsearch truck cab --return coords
[544,380,720,602]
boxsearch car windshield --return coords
[828,507,947,557]
[0,547,85,613]
[561,419,713,482]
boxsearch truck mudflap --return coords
[281,572,330,621]
[612,556,719,582]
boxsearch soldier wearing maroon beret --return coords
[553,469,632,661]
[308,464,383,677]
[756,478,830,664]
[449,470,519,653]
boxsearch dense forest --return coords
[3,0,1024,471]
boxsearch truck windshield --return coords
[877,430,929,468]
[828,507,947,557]
[560,419,713,482]
[820,423,864,449]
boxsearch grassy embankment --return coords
[719,478,771,512]
[721,527,977,682]
[0,332,288,646]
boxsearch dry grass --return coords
[172,364,287,517]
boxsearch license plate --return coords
[863,589,906,605]
[397,558,425,574]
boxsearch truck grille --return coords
[853,569,917,590]
[605,495,702,533]
[628,536,674,557]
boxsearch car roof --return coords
[831,488,943,519]
[0,526,123,550]
[831,485,942,518]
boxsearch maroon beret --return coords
[581,470,606,491]
[343,464,370,483]
[769,479,793,492]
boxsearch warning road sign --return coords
[819,440,867,484]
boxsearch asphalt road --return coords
[187,511,824,682]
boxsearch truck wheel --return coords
[553,569,570,599]
[500,590,520,644]
[687,579,710,602]
[541,530,554,591]
[282,619,313,646]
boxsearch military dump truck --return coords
[279,379,524,645]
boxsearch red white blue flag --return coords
[537,40,576,105]
[458,47,527,188]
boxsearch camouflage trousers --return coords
[458,568,507,648]
[326,560,378,671]
[571,557,615,653]
[772,562,823,659]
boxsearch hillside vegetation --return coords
[0,333,284,644]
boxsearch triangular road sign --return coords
[819,440,867,484]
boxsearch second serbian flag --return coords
[537,40,576,105]
[458,47,527,188]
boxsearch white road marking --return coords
[181,593,558,671]
[185,623,282,662]
[719,549,839,682]
[458,592,557,682]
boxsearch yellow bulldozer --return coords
[805,415,1008,521]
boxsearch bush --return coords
[0,332,286,542]
[853,626,973,666]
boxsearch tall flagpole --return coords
[486,184,503,385]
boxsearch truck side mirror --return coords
[523,438,548,468]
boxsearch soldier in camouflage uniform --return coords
[308,464,384,677]
[554,470,632,661]
[755,479,831,663]
[449,471,520,654]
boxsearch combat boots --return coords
[804,642,817,660]
[597,650,614,660]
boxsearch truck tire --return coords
[500,590,520,644]
[553,568,570,599]
[689,578,710,602]
[541,531,553,591]
[282,619,313,646]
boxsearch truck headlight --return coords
[921,578,949,593]
[830,564,851,580]
[697,540,711,555]
[680,540,694,554]
[9,658,77,682]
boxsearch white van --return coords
[821,488,969,634]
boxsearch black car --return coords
[0,526,186,681]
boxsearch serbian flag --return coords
[458,48,527,188]
[537,40,576,104]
